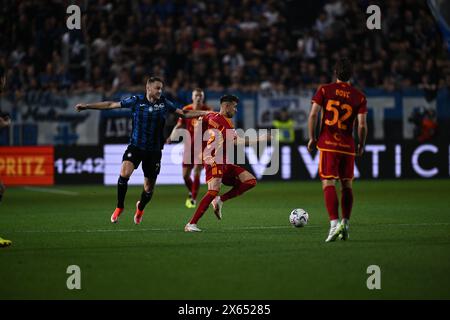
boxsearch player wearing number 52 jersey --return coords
[308,58,368,243]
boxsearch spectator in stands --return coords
[0,0,447,96]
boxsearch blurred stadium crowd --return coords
[1,0,449,99]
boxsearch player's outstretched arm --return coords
[176,109,212,119]
[307,103,321,152]
[75,101,121,112]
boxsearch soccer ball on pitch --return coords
[289,208,309,227]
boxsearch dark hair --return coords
[220,94,239,104]
[147,76,164,85]
[334,58,353,81]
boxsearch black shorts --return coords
[122,145,162,179]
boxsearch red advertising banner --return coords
[0,146,54,185]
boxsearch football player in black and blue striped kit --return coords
[75,77,210,224]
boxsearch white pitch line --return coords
[8,223,450,234]
[13,226,294,234]
[23,187,79,196]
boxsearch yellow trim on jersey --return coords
[319,151,323,175]
[317,147,356,156]
[224,117,234,128]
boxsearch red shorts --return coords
[205,163,246,184]
[319,150,355,180]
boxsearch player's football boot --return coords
[111,207,124,223]
[211,196,223,220]
[325,222,344,242]
[184,223,202,232]
[339,223,350,240]
[185,192,196,208]
[134,201,145,225]
[185,197,196,208]
[0,237,12,248]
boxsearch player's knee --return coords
[121,169,133,179]
[321,179,335,190]
[121,162,134,178]
[144,181,155,193]
[207,190,219,197]
[340,179,352,190]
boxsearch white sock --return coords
[330,219,338,228]
[342,218,349,225]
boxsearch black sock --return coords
[138,190,153,211]
[117,176,129,208]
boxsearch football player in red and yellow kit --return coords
[168,88,211,208]
[308,58,368,242]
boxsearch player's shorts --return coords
[205,163,246,184]
[319,150,355,180]
[122,144,162,179]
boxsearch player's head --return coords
[192,88,205,107]
[220,94,239,118]
[146,76,164,100]
[334,58,353,82]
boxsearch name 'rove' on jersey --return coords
[120,94,177,151]
[312,82,367,155]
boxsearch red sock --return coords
[189,190,218,224]
[323,185,339,221]
[192,175,200,200]
[341,187,353,220]
[220,179,257,202]
[184,176,193,193]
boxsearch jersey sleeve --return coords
[358,95,368,114]
[311,86,325,106]
[120,95,138,109]
[201,113,211,125]
[165,98,178,113]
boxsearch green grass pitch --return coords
[1,180,450,299]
